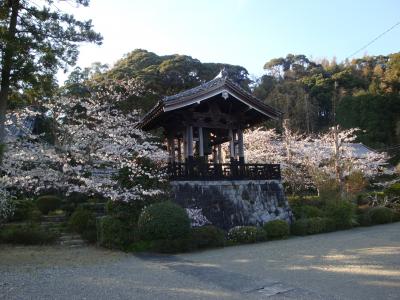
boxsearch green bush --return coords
[393,211,400,222]
[324,200,356,229]
[291,217,335,236]
[69,208,95,233]
[368,207,394,225]
[287,196,322,208]
[227,226,264,244]
[9,198,36,221]
[106,200,146,225]
[190,225,226,249]
[97,216,134,249]
[36,195,61,215]
[137,201,190,241]
[356,208,371,226]
[263,220,290,239]
[0,224,58,245]
[292,205,324,220]
[384,183,400,198]
[29,209,43,222]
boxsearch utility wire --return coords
[346,20,400,60]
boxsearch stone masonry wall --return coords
[171,180,293,230]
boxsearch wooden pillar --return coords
[229,128,235,162]
[198,127,204,157]
[177,138,182,163]
[167,137,173,163]
[217,144,222,163]
[212,145,218,164]
[183,129,188,160]
[238,129,244,164]
[187,125,193,158]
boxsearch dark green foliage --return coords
[263,220,290,239]
[337,94,400,149]
[368,207,394,225]
[287,196,323,208]
[393,211,400,222]
[292,205,324,220]
[291,217,335,236]
[106,199,146,225]
[68,208,97,243]
[62,192,88,216]
[8,198,37,221]
[190,226,226,249]
[36,195,61,215]
[29,209,43,223]
[227,226,263,244]
[384,183,400,198]
[0,0,102,108]
[97,216,134,249]
[356,208,372,227]
[0,224,58,245]
[324,200,356,229]
[137,202,190,241]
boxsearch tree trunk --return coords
[0,0,19,144]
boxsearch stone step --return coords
[41,216,67,223]
[60,239,86,246]
[59,234,81,241]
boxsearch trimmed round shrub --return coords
[324,200,356,229]
[263,220,290,239]
[69,208,96,234]
[97,216,134,249]
[227,226,262,244]
[36,195,61,215]
[137,201,190,241]
[0,224,58,245]
[368,207,394,225]
[291,217,335,236]
[190,225,226,249]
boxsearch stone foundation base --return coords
[171,180,293,230]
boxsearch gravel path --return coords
[1,223,399,300]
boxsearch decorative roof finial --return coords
[214,67,228,79]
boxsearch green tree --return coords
[0,0,102,143]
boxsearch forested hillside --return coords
[254,53,400,160]
[62,49,251,112]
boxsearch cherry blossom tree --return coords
[1,79,168,202]
[244,123,388,195]
[0,187,14,223]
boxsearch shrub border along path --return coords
[1,223,399,300]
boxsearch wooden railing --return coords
[168,162,281,181]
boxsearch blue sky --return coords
[59,0,400,82]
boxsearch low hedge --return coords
[36,195,62,215]
[0,224,58,245]
[263,220,290,239]
[227,226,266,244]
[97,216,134,249]
[291,217,336,236]
[137,201,190,241]
[324,200,356,229]
[368,207,394,225]
[356,208,372,227]
[190,225,226,249]
[292,205,324,220]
